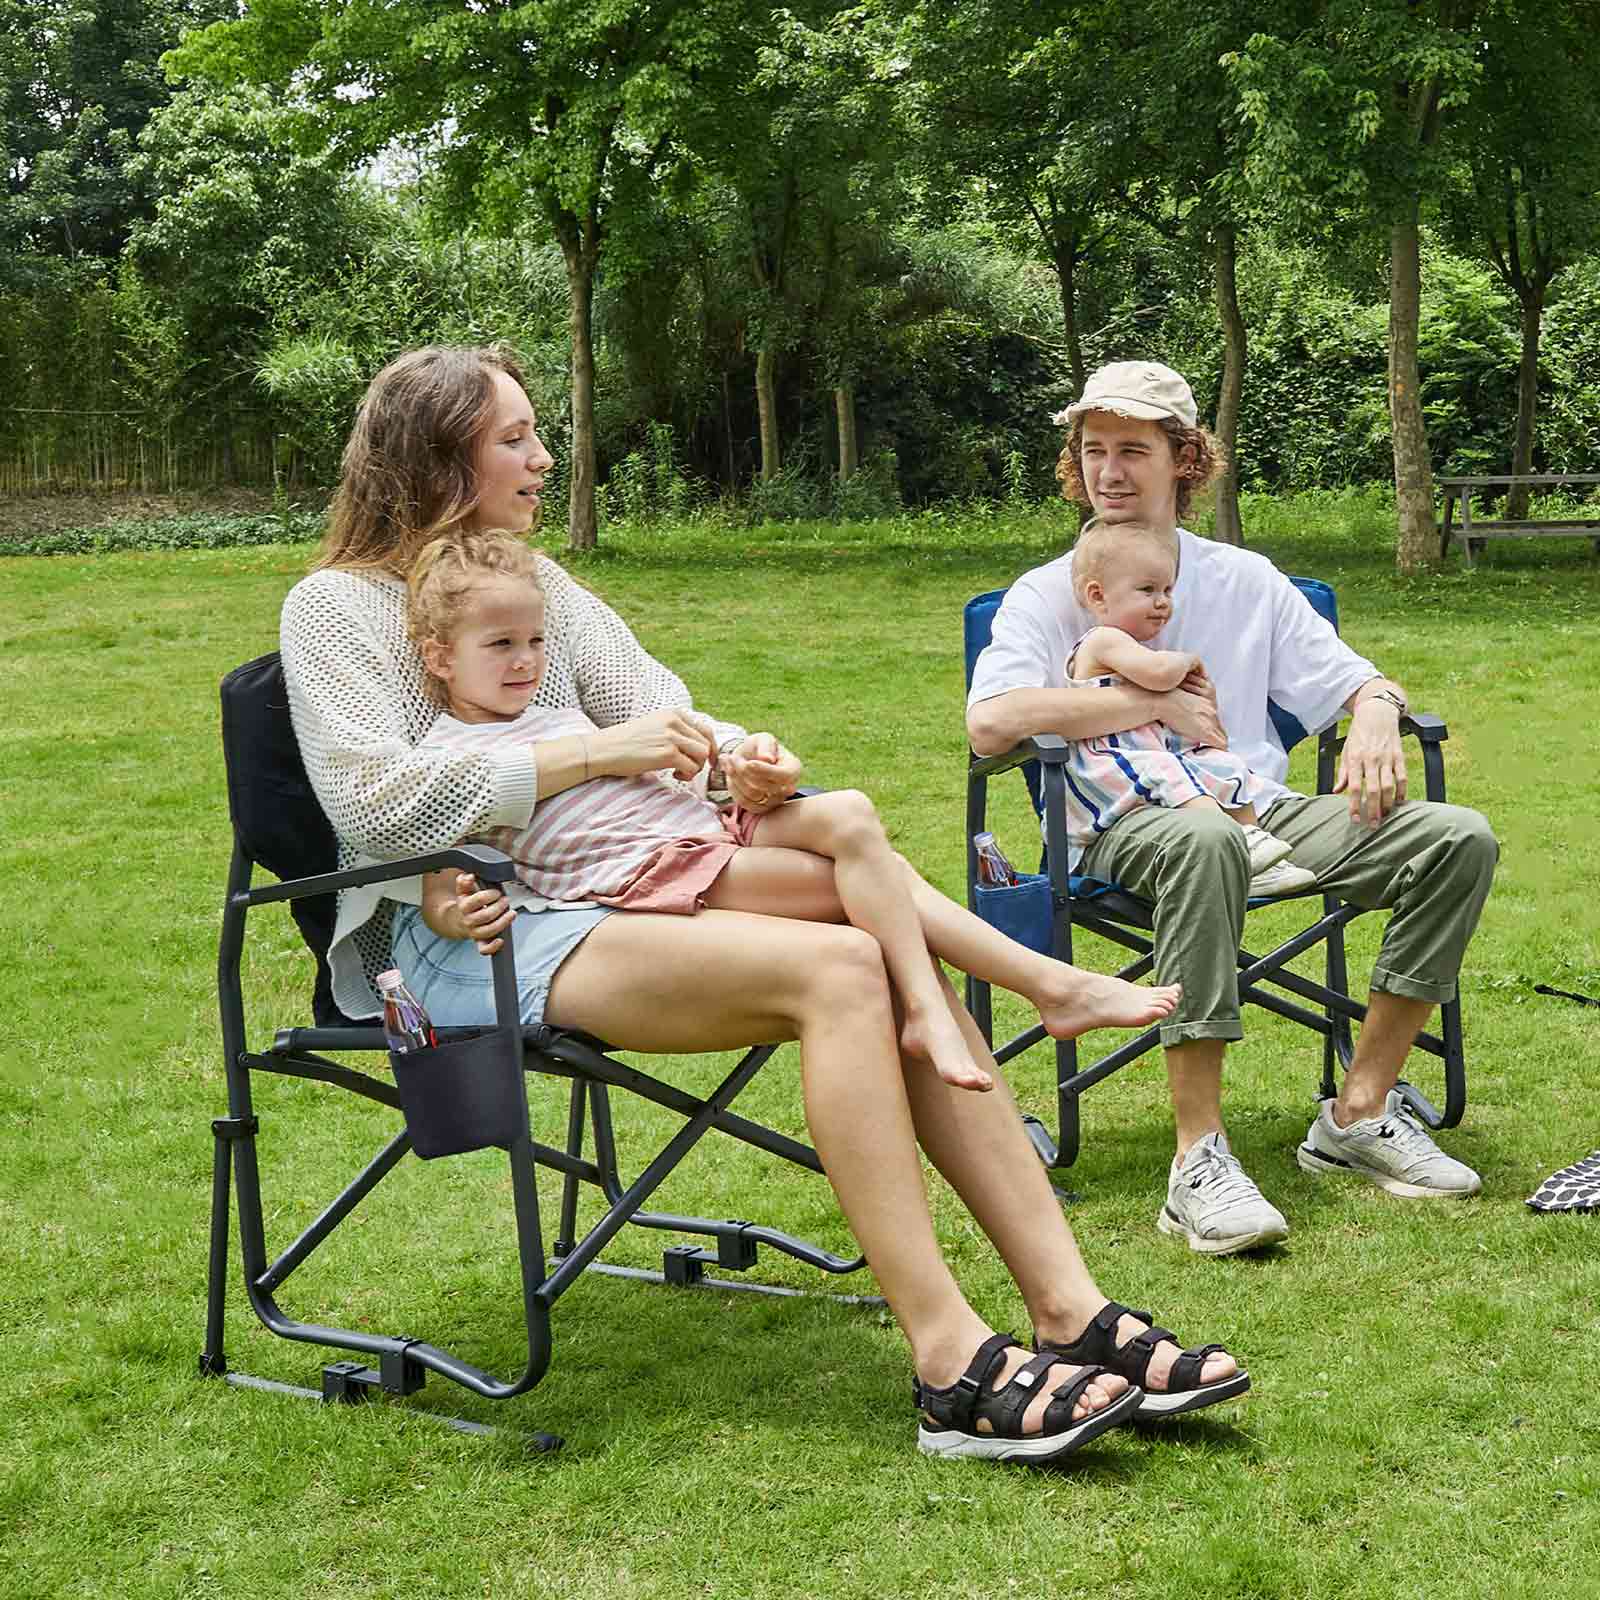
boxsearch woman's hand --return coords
[454,873,515,954]
[723,733,802,811]
[589,709,717,780]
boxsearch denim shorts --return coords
[390,900,616,1026]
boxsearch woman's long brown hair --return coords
[316,344,529,575]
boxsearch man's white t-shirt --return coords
[967,528,1377,814]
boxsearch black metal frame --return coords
[206,831,869,1447]
[965,714,1467,1171]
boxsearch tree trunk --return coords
[835,383,858,482]
[755,346,780,482]
[1507,289,1544,520]
[1212,222,1247,548]
[1388,206,1437,572]
[1054,238,1086,396]
[562,241,599,550]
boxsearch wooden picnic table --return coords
[1438,471,1600,567]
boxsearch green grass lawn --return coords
[3,496,1599,1599]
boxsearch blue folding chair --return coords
[963,577,1467,1171]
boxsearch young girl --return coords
[408,528,1182,1093]
[1065,520,1317,897]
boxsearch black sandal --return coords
[1037,1302,1249,1419]
[914,1332,1143,1462]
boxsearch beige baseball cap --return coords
[1053,360,1198,428]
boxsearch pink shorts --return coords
[597,806,764,914]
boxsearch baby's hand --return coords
[455,871,515,956]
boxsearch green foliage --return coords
[0,507,321,557]
[255,335,363,487]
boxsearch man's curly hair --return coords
[1054,414,1228,522]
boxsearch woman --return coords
[280,344,1248,1462]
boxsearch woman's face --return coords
[469,370,554,532]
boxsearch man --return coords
[967,360,1497,1256]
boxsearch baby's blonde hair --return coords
[1070,518,1180,606]
[406,528,544,704]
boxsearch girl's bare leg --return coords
[545,907,1128,1425]
[723,792,995,1091]
[897,966,1239,1393]
[888,854,1181,1039]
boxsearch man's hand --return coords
[723,732,802,811]
[1159,683,1227,748]
[1333,699,1407,825]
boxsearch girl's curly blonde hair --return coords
[1054,415,1228,522]
[406,528,544,705]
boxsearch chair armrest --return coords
[239,842,517,908]
[1401,712,1447,743]
[969,733,1070,783]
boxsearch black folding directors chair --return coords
[963,577,1467,1173]
[203,653,869,1446]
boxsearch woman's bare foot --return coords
[1035,966,1181,1040]
[901,1005,995,1092]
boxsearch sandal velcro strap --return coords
[914,1332,1016,1434]
[1169,1343,1227,1391]
[1039,1301,1212,1394]
[915,1335,1116,1442]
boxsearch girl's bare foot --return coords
[901,1006,995,1092]
[1035,966,1182,1040]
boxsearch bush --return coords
[0,508,322,557]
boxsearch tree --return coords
[1437,5,1600,516]
[0,0,231,274]
[1228,2,1484,570]
[170,0,756,549]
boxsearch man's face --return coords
[1079,412,1183,530]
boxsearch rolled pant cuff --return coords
[1371,965,1455,1004]
[1159,1019,1245,1047]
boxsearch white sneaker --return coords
[1297,1088,1482,1198]
[1248,857,1319,897]
[1157,1131,1290,1255]
[1241,824,1294,873]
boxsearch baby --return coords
[406,528,1183,1091]
[1064,520,1317,898]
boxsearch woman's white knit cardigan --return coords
[280,553,744,1020]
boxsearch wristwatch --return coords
[1368,688,1408,716]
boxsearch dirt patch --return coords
[0,487,287,538]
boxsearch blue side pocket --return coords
[973,872,1054,958]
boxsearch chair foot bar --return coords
[1058,1023,1165,1097]
[619,1211,866,1275]
[580,1261,884,1305]
[218,1370,562,1449]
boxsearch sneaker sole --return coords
[916,1383,1143,1462]
[1156,1206,1288,1255]
[1295,1142,1482,1198]
[1135,1369,1251,1419]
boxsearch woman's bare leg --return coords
[734,792,994,1091]
[545,907,1127,1425]
[898,965,1239,1393]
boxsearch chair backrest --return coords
[963,574,1341,811]
[220,651,348,1025]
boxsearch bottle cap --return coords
[375,968,403,991]
[973,831,996,847]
